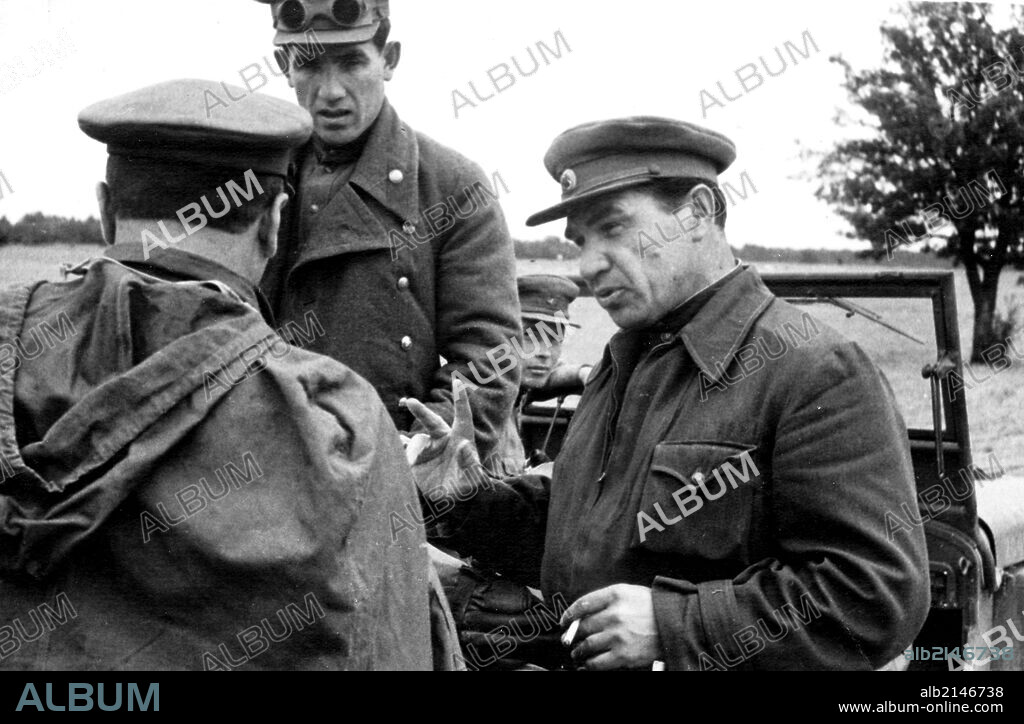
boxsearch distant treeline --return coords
[514,237,954,268]
[0,215,955,269]
[0,214,103,246]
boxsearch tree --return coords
[0,216,11,246]
[817,2,1024,362]
[7,213,103,246]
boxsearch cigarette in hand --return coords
[561,619,580,647]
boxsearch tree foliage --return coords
[817,2,1024,359]
[0,213,103,246]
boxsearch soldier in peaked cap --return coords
[489,274,594,476]
[0,80,442,671]
[253,0,522,468]
[403,117,930,671]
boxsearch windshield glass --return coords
[529,261,941,431]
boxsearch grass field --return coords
[0,244,1020,474]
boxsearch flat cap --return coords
[518,274,581,328]
[255,0,389,46]
[78,79,313,177]
[526,117,736,227]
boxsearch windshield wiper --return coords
[801,296,927,346]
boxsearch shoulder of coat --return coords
[413,128,492,190]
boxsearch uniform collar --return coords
[678,265,775,382]
[315,99,420,223]
[103,243,263,312]
[649,262,743,336]
[599,264,774,384]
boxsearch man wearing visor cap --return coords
[0,80,437,671]
[404,117,930,670]
[489,274,595,476]
[254,0,522,466]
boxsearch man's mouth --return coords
[595,287,625,305]
[317,109,353,124]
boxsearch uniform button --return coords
[660,332,672,342]
[389,169,405,184]
[310,204,320,213]
[397,276,410,290]
[403,221,416,234]
[323,166,334,174]
[401,336,413,350]
[692,471,705,486]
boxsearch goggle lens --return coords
[332,0,364,26]
[278,0,367,31]
[279,0,307,30]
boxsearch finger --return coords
[450,381,476,442]
[561,587,617,627]
[401,397,450,438]
[575,609,617,640]
[578,650,621,672]
[404,433,434,466]
[571,631,615,665]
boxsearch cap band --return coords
[561,153,718,204]
[107,146,292,179]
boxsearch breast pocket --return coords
[633,441,763,563]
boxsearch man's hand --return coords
[444,566,569,670]
[560,584,662,670]
[401,382,482,499]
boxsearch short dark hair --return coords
[105,158,284,234]
[277,18,392,70]
[640,177,728,230]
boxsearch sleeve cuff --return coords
[652,577,742,670]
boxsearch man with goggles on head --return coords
[254,0,522,470]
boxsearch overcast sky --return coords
[0,0,1020,248]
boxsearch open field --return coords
[520,257,1024,476]
[0,244,102,287]
[0,244,1020,474]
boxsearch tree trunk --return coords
[971,285,999,363]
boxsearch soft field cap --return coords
[518,274,581,328]
[78,79,313,177]
[527,117,736,227]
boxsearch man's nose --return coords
[319,68,348,101]
[579,239,610,288]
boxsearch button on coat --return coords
[260,101,521,461]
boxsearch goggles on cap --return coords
[276,0,368,32]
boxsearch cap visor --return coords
[274,23,378,46]
[525,177,657,227]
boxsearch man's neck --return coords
[111,220,261,283]
[313,109,382,165]
[650,260,742,334]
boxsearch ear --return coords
[382,41,401,80]
[258,192,289,260]
[678,184,717,241]
[96,182,115,246]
